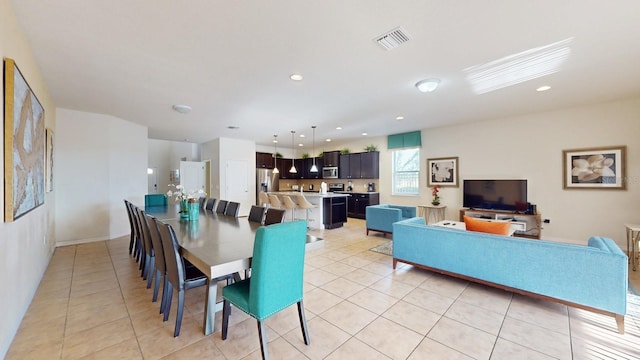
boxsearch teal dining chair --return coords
[221,220,310,359]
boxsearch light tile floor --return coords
[7,218,640,359]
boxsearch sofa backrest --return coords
[388,205,416,219]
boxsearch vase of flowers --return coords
[431,185,441,205]
[167,184,206,220]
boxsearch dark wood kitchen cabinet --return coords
[303,157,323,179]
[347,192,380,219]
[339,151,379,179]
[255,152,274,168]
[359,151,379,179]
[321,150,340,167]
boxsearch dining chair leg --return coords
[128,234,135,255]
[146,259,155,288]
[163,283,173,322]
[257,320,269,360]
[152,269,161,302]
[160,277,169,314]
[222,299,231,340]
[174,290,185,337]
[297,301,310,345]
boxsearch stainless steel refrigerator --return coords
[256,168,279,204]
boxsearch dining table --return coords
[145,205,260,335]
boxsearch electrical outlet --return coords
[543,219,551,224]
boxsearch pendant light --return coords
[272,135,279,174]
[310,125,318,173]
[289,130,297,173]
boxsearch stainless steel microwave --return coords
[322,166,338,178]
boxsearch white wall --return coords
[330,98,640,247]
[55,109,147,245]
[201,137,256,216]
[147,139,199,196]
[0,0,56,356]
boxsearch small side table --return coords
[418,204,447,225]
[625,223,640,271]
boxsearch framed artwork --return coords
[427,156,459,187]
[4,58,46,222]
[563,145,626,190]
[46,128,54,192]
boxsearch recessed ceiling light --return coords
[325,139,332,142]
[396,116,404,121]
[536,85,551,92]
[299,134,305,138]
[336,127,342,130]
[362,132,368,136]
[298,143,304,147]
[272,139,278,143]
[172,104,192,114]
[290,74,303,81]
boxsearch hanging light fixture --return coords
[310,126,318,173]
[289,130,297,173]
[272,135,279,174]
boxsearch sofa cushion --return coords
[463,216,510,235]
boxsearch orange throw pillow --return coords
[463,216,510,236]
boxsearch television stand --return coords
[459,208,542,239]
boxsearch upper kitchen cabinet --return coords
[303,157,323,179]
[321,150,340,167]
[360,151,379,179]
[256,152,274,168]
[278,158,293,179]
[340,151,379,179]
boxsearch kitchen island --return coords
[267,192,349,229]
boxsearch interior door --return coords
[179,161,205,195]
[226,160,250,214]
[147,167,158,193]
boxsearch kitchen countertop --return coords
[334,191,379,195]
[269,191,350,198]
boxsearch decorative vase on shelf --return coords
[180,199,189,219]
[187,199,200,221]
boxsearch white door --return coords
[147,167,158,193]
[180,161,205,195]
[226,160,250,214]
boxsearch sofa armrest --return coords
[366,205,403,234]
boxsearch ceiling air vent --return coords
[374,27,410,50]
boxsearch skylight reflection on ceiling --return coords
[464,38,573,94]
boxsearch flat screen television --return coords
[463,179,528,212]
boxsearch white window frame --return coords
[392,148,420,196]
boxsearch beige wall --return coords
[0,0,57,356]
[329,97,640,246]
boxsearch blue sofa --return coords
[144,194,168,207]
[365,204,416,236]
[393,217,628,333]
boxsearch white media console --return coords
[459,208,542,239]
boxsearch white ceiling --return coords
[10,0,640,147]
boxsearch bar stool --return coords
[626,223,640,271]
[281,196,298,221]
[258,192,270,208]
[268,195,283,209]
[295,194,317,226]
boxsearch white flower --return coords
[571,155,615,181]
[167,184,206,202]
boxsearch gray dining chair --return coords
[248,205,266,224]
[205,198,217,212]
[216,200,229,214]
[264,208,286,225]
[225,201,240,217]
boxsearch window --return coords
[392,148,420,195]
